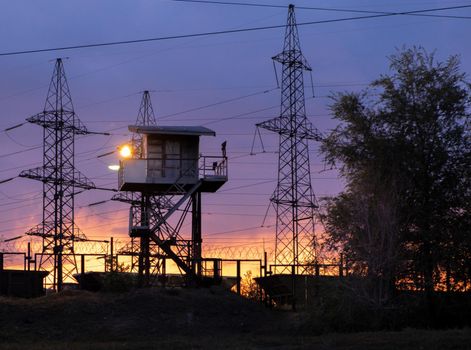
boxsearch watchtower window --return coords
[145,136,197,180]
[147,137,163,178]
[164,139,181,179]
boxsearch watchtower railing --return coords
[119,155,228,189]
[199,156,227,179]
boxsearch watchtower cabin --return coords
[119,125,227,194]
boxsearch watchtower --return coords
[118,125,227,285]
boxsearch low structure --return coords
[0,270,49,298]
[256,274,346,309]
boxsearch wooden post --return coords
[291,264,296,311]
[263,251,268,277]
[191,192,202,279]
[162,258,167,288]
[0,253,3,271]
[339,253,344,278]
[27,243,31,271]
[110,237,114,272]
[81,255,85,276]
[214,259,221,280]
[236,260,241,295]
[259,261,263,302]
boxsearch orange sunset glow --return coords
[0,2,470,349]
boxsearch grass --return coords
[0,289,470,349]
[1,330,470,350]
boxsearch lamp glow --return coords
[108,165,120,171]
[119,145,132,158]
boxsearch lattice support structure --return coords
[257,5,321,274]
[131,91,157,158]
[111,91,167,285]
[18,58,95,290]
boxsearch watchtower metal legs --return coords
[138,194,151,287]
[191,192,202,278]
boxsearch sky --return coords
[0,0,470,270]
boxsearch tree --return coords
[322,47,471,303]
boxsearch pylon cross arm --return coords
[19,167,95,190]
[257,117,323,141]
[27,112,89,134]
[272,51,312,71]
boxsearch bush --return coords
[101,272,135,293]
[305,284,471,333]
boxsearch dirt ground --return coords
[0,288,470,349]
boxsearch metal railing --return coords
[119,155,227,187]
[199,156,228,179]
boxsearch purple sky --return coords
[1,0,470,256]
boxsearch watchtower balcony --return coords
[118,155,227,193]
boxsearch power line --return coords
[0,144,114,177]
[0,162,41,174]
[0,196,45,208]
[0,206,130,232]
[159,88,278,120]
[4,123,26,132]
[0,146,42,159]
[205,225,272,237]
[0,201,35,213]
[0,124,124,172]
[172,0,471,20]
[205,203,267,207]
[218,179,276,193]
[203,103,279,126]
[0,177,16,185]
[0,80,343,138]
[203,95,316,127]
[0,189,42,202]
[0,4,469,57]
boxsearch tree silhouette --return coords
[322,47,471,304]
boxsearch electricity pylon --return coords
[19,58,95,290]
[257,5,322,274]
[111,91,164,285]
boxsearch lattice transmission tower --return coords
[111,91,165,285]
[257,5,322,274]
[19,58,96,290]
[132,91,157,154]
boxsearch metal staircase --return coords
[125,155,227,284]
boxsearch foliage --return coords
[101,272,134,293]
[306,283,471,332]
[321,47,471,302]
[104,256,130,273]
[239,270,261,301]
[101,266,134,293]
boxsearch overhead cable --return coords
[0,4,469,57]
[172,0,471,19]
